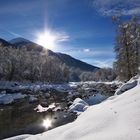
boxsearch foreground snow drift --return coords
[4,135,32,140]
[23,80,140,140]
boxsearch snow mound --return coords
[115,76,139,95]
[34,103,56,113]
[84,93,107,105]
[0,93,27,105]
[69,98,89,114]
[23,80,140,140]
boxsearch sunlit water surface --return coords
[0,102,77,139]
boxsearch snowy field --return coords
[5,76,140,140]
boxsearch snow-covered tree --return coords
[0,45,70,83]
[114,16,140,81]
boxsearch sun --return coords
[36,31,57,49]
[35,29,69,50]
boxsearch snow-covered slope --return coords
[23,78,140,140]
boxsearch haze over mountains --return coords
[0,37,99,73]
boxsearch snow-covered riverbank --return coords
[0,81,120,105]
[6,77,140,140]
[0,80,121,139]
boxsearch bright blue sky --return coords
[0,0,139,67]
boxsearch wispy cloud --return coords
[83,48,91,52]
[91,59,114,67]
[93,0,140,16]
[77,48,114,59]
[7,31,22,38]
[56,32,70,42]
[58,47,114,58]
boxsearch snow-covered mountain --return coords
[10,37,43,51]
[9,37,31,44]
[12,77,139,140]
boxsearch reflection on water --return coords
[42,118,52,130]
[0,102,77,139]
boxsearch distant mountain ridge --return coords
[57,53,99,71]
[0,37,99,72]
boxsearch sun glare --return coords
[36,31,57,49]
[42,118,52,129]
